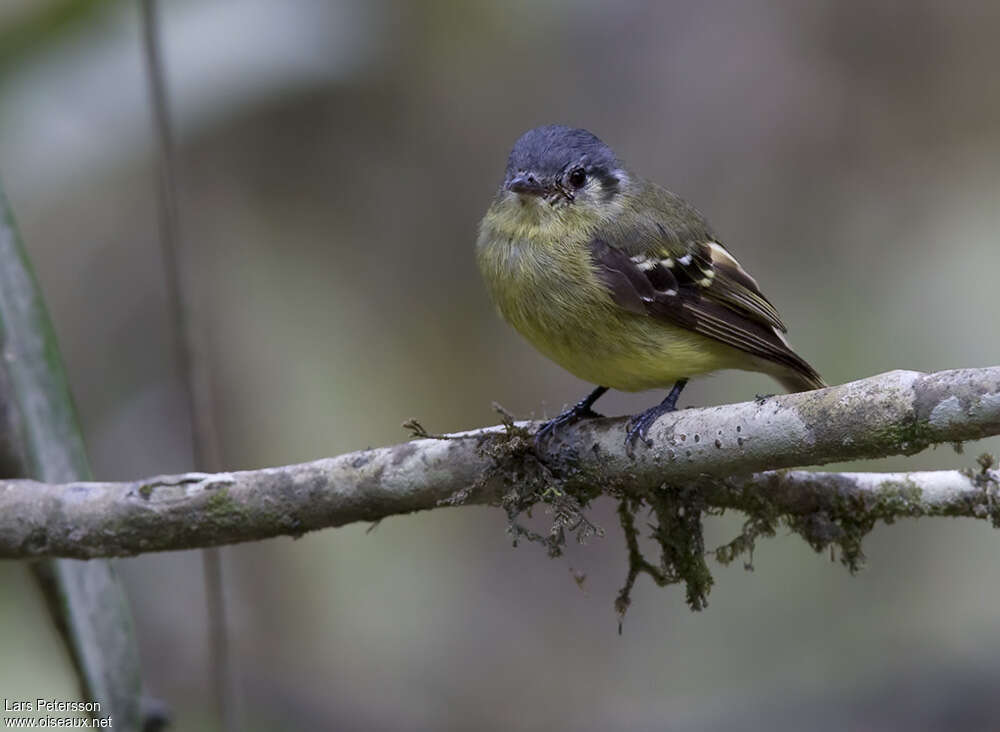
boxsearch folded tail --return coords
[773,360,827,393]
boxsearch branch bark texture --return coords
[0,367,997,560]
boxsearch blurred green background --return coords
[1,1,999,730]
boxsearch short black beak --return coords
[506,173,548,196]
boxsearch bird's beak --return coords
[506,173,548,197]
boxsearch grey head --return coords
[502,125,625,203]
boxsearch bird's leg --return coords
[535,386,609,448]
[625,379,688,455]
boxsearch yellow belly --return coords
[518,309,739,392]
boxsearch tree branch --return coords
[0,367,997,560]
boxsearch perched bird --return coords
[476,125,825,450]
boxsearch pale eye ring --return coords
[567,167,587,188]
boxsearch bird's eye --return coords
[567,167,587,188]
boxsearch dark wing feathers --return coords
[665,241,789,333]
[589,208,822,387]
[704,258,787,332]
[592,240,693,326]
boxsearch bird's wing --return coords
[589,190,823,386]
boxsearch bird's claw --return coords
[534,405,602,451]
[624,407,664,457]
[625,378,688,457]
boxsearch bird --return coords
[476,124,825,452]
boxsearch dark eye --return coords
[567,167,587,188]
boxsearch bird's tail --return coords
[774,361,827,393]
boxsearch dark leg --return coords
[625,379,688,455]
[535,385,609,448]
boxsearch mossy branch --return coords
[0,367,995,562]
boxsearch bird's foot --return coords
[534,403,603,450]
[625,403,676,456]
[625,379,688,457]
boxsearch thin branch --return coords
[138,1,233,728]
[0,366,996,560]
[139,0,220,473]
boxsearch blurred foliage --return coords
[0,182,141,728]
[0,0,113,77]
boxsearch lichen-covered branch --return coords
[0,366,997,561]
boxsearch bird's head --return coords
[492,125,631,234]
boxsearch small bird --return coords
[476,125,825,450]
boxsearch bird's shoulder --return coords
[610,183,716,255]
